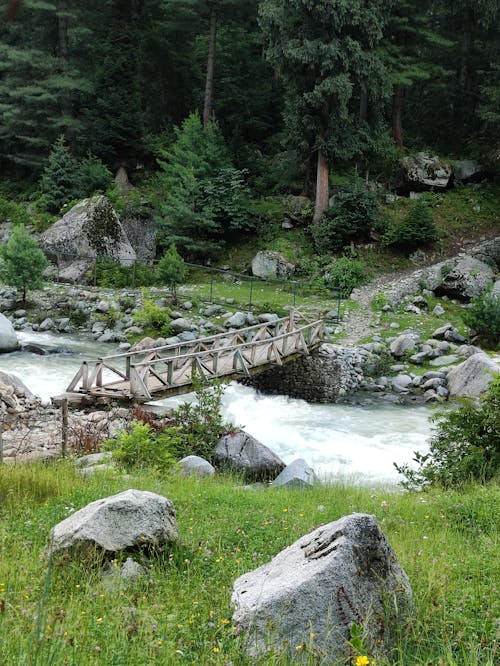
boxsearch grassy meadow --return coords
[0,463,498,665]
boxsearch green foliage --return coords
[132,297,172,335]
[170,382,229,461]
[155,113,253,258]
[157,244,187,301]
[93,258,156,289]
[323,257,368,297]
[39,136,80,214]
[311,184,382,254]
[385,198,438,252]
[371,292,388,311]
[395,376,500,489]
[0,197,31,227]
[0,226,48,301]
[76,154,113,195]
[462,290,500,349]
[103,421,178,474]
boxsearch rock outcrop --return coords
[232,513,412,660]
[41,195,136,283]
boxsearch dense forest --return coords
[0,0,499,260]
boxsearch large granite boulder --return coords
[232,513,412,660]
[214,431,285,481]
[389,333,420,358]
[434,255,494,300]
[46,489,178,558]
[0,313,19,352]
[251,251,295,279]
[400,153,452,191]
[41,195,136,283]
[446,353,499,399]
[121,214,156,262]
[453,160,484,183]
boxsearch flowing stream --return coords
[1,331,432,484]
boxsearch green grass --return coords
[0,463,498,665]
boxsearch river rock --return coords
[389,333,419,357]
[41,195,136,283]
[429,355,459,367]
[434,256,494,300]
[46,489,178,558]
[232,513,412,660]
[251,251,295,279]
[0,370,32,397]
[224,311,248,328]
[214,431,285,481]
[170,317,195,333]
[0,313,19,352]
[446,353,499,399]
[271,458,317,488]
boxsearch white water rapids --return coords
[1,331,432,484]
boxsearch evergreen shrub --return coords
[0,226,48,301]
[311,184,382,254]
[462,289,500,348]
[386,198,438,251]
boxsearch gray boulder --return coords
[389,333,419,358]
[121,215,156,262]
[0,313,19,352]
[453,160,484,183]
[214,431,285,481]
[170,317,195,333]
[434,256,494,300]
[446,353,499,399]
[401,153,452,190]
[251,251,295,279]
[178,455,215,478]
[46,489,178,557]
[271,458,317,488]
[224,311,248,328]
[41,196,136,283]
[232,513,412,660]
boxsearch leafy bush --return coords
[0,226,48,301]
[385,199,439,252]
[132,297,172,335]
[395,375,500,489]
[0,197,31,226]
[323,257,368,297]
[311,184,382,253]
[104,383,230,470]
[170,383,229,461]
[462,289,500,348]
[103,421,178,474]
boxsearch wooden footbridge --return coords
[62,311,325,404]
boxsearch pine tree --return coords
[39,136,80,214]
[259,0,391,222]
[157,244,187,302]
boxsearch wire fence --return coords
[48,252,342,320]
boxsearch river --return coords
[0,331,432,484]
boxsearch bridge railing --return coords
[66,311,325,399]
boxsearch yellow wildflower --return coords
[355,656,370,666]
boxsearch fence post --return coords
[93,260,97,288]
[61,398,68,458]
[209,271,214,303]
[249,278,253,306]
[0,423,3,465]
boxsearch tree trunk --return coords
[57,1,75,151]
[458,6,473,93]
[359,87,368,121]
[392,85,404,149]
[312,150,329,223]
[203,2,217,127]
